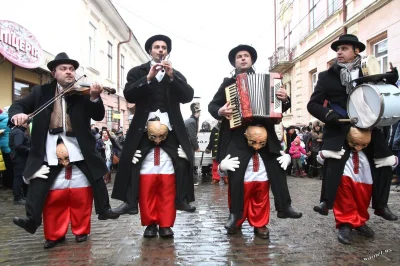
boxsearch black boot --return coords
[44,236,66,249]
[374,206,398,221]
[175,198,196,212]
[113,202,138,215]
[313,201,328,215]
[224,213,240,233]
[143,224,158,238]
[355,224,374,237]
[337,224,352,245]
[277,206,302,219]
[13,217,37,234]
[97,208,120,220]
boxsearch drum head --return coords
[361,55,380,76]
[347,84,382,128]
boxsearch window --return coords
[88,23,96,67]
[14,80,33,101]
[309,0,323,31]
[285,82,291,113]
[328,0,339,16]
[108,41,113,79]
[311,71,318,92]
[106,107,113,122]
[374,39,388,73]
[120,54,125,89]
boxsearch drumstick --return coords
[338,117,358,125]
[389,62,394,71]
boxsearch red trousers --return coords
[229,181,270,227]
[333,175,372,228]
[43,187,93,241]
[212,159,221,181]
[139,174,176,227]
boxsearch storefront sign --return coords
[0,20,42,68]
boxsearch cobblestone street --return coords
[0,175,399,265]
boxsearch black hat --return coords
[145,34,172,54]
[228,45,258,67]
[190,102,201,114]
[47,52,79,71]
[331,34,366,52]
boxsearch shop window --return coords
[374,39,388,73]
[14,80,34,101]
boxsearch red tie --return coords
[352,151,359,174]
[65,166,72,180]
[253,153,259,172]
[154,146,160,166]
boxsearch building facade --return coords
[269,0,400,126]
[0,0,148,131]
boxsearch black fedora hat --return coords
[228,45,257,67]
[47,52,79,71]
[145,34,172,55]
[331,34,366,52]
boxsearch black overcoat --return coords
[112,62,194,202]
[8,80,108,180]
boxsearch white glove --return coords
[374,155,398,168]
[219,154,240,172]
[320,149,345,159]
[132,150,142,164]
[277,151,291,170]
[317,153,325,165]
[24,165,50,184]
[178,145,188,161]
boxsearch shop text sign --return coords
[0,20,42,68]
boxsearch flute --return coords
[157,54,165,72]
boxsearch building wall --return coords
[0,61,12,108]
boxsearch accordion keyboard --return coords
[225,84,242,128]
[273,80,283,113]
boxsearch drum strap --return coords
[328,102,347,118]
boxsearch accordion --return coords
[225,73,282,129]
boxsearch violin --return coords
[64,83,116,96]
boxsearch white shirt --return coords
[350,69,359,87]
[45,84,84,166]
[50,165,91,190]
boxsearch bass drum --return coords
[347,83,400,129]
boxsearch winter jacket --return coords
[289,142,307,159]
[0,113,11,154]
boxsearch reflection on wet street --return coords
[0,175,399,265]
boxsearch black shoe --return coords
[13,217,37,234]
[13,199,26,205]
[44,236,66,249]
[337,224,352,245]
[159,227,174,238]
[224,213,240,231]
[175,198,196,212]
[313,201,329,216]
[355,225,374,237]
[97,208,120,220]
[75,234,88,242]
[254,226,270,239]
[277,206,302,219]
[113,202,138,215]
[143,224,158,238]
[374,206,398,221]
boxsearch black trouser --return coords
[25,161,110,231]
[126,131,194,206]
[321,129,393,209]
[226,128,292,217]
[308,151,322,177]
[12,159,27,201]
[2,152,14,188]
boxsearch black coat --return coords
[206,126,220,159]
[208,76,291,163]
[9,126,30,162]
[184,115,199,150]
[112,62,194,201]
[8,80,108,180]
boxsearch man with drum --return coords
[208,45,302,232]
[307,34,399,221]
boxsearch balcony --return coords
[269,47,295,73]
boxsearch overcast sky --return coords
[112,0,275,122]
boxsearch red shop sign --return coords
[0,20,43,69]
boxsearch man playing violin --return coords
[9,52,120,237]
[112,34,197,219]
[307,34,399,221]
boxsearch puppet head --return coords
[147,117,169,145]
[56,142,70,167]
[346,127,371,151]
[274,123,284,142]
[244,125,268,150]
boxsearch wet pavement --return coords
[0,174,399,265]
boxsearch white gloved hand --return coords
[132,150,142,164]
[374,155,398,168]
[320,149,345,159]
[24,165,50,184]
[219,154,240,172]
[277,151,291,170]
[178,145,188,161]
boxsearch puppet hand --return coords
[277,151,291,170]
[25,165,50,184]
[320,149,345,159]
[219,154,240,172]
[178,145,188,161]
[374,155,398,168]
[132,150,142,164]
